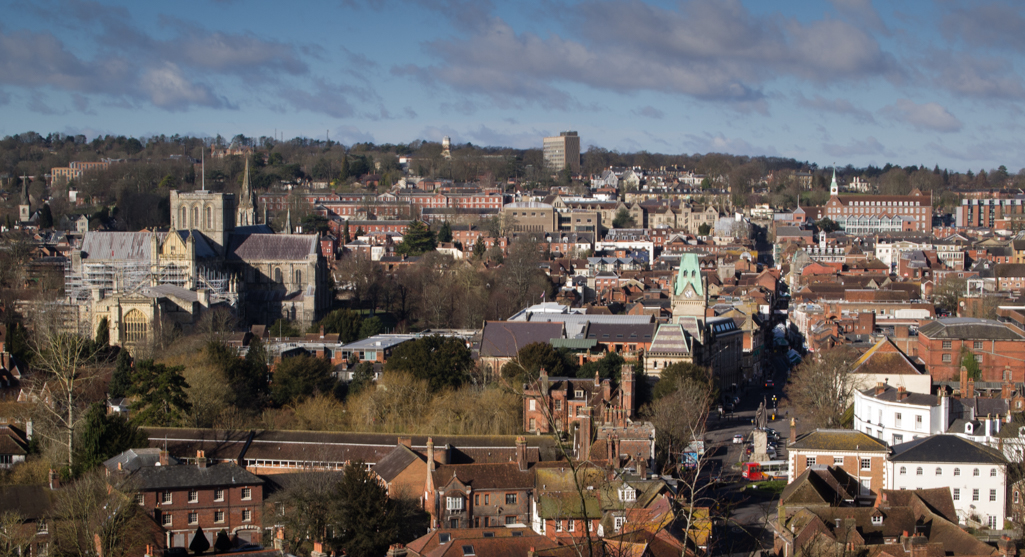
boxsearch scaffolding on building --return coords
[64,261,238,306]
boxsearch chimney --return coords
[986,414,993,439]
[594,371,601,388]
[622,364,635,420]
[1002,378,1012,400]
[540,368,549,393]
[311,542,327,557]
[319,325,325,339]
[875,382,886,396]
[48,469,60,490]
[789,417,797,446]
[967,378,975,399]
[25,419,32,441]
[387,544,408,557]
[158,450,169,466]
[145,545,154,557]
[197,450,208,469]
[515,436,528,472]
[897,386,908,401]
[427,438,436,472]
[578,408,592,461]
[960,366,968,397]
[398,436,412,448]
[998,536,1017,557]
[636,453,646,478]
[527,548,536,557]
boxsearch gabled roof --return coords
[781,466,859,507]
[228,233,318,261]
[0,485,51,520]
[432,462,532,491]
[373,444,424,483]
[851,338,924,377]
[478,321,566,358]
[888,434,1006,464]
[647,324,690,356]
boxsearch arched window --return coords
[274,268,283,283]
[973,468,980,477]
[954,468,961,476]
[899,466,906,475]
[205,206,212,229]
[191,207,199,228]
[123,310,148,343]
[936,467,942,475]
[179,207,187,228]
[916,467,923,476]
[295,269,302,285]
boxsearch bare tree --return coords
[334,251,383,310]
[0,510,33,557]
[784,345,861,430]
[50,471,149,557]
[266,471,340,556]
[28,304,101,471]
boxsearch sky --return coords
[1,0,1023,172]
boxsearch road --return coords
[698,351,794,556]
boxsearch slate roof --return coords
[918,318,1024,340]
[647,324,690,356]
[103,448,179,472]
[405,528,559,557]
[877,488,957,524]
[228,233,318,261]
[888,434,1006,464]
[373,444,424,483]
[133,462,264,491]
[859,385,938,407]
[583,322,656,343]
[478,321,565,357]
[789,430,889,452]
[80,231,154,260]
[0,425,28,456]
[780,466,859,507]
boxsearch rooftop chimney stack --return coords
[427,438,436,472]
[516,436,528,472]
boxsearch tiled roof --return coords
[433,462,532,490]
[0,485,51,520]
[478,321,565,357]
[888,434,1006,464]
[859,385,938,406]
[373,444,423,483]
[790,430,888,452]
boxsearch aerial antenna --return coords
[201,147,206,191]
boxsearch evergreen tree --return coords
[39,203,53,228]
[348,362,376,397]
[207,341,268,410]
[355,226,365,237]
[343,220,351,243]
[394,220,437,256]
[129,360,192,426]
[358,316,383,339]
[270,355,336,406]
[95,316,110,348]
[108,348,133,399]
[473,235,487,259]
[385,335,470,392]
[75,403,147,474]
[339,154,349,182]
[437,221,453,243]
[331,460,399,557]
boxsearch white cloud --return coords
[140,63,227,110]
[881,99,962,133]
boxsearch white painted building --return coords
[853,384,949,446]
[887,435,1008,528]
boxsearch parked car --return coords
[733,434,745,444]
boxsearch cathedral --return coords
[65,164,330,346]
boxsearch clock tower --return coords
[671,253,708,326]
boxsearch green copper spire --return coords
[674,253,703,297]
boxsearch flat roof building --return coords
[543,131,580,173]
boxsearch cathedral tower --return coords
[671,253,707,326]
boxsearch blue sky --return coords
[1,0,1023,172]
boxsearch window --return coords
[806,456,816,467]
[462,545,475,557]
[953,488,960,501]
[974,468,980,477]
[973,489,980,501]
[37,520,47,533]
[915,415,923,430]
[991,468,997,477]
[295,270,302,285]
[575,390,584,398]
[124,309,148,343]
[954,468,960,476]
[895,412,902,427]
[1016,491,1020,504]
[916,467,923,476]
[136,494,145,505]
[188,512,198,525]
[554,400,562,411]
[943,341,952,349]
[447,497,464,511]
[506,493,517,505]
[205,206,212,229]
[243,509,252,522]
[975,354,983,364]
[188,490,198,503]
[900,466,907,475]
[989,516,998,529]
[528,418,536,431]
[506,516,516,526]
[893,434,903,445]
[861,458,871,470]
[215,511,225,523]
[568,519,575,531]
[614,517,626,531]
[556,520,563,532]
[484,494,489,505]
[474,494,479,506]
[162,514,172,527]
[161,492,172,505]
[242,487,252,500]
[529,400,536,411]
[214,489,224,501]
[990,489,998,502]
[942,354,952,363]
[936,467,942,475]
[974,341,983,349]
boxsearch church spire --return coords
[236,156,256,227]
[285,207,292,234]
[830,168,839,196]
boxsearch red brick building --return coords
[134,451,264,548]
[916,318,1025,382]
[787,429,889,498]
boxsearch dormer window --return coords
[619,486,636,502]
[575,390,584,398]
[871,515,883,526]
[446,496,464,511]
[966,423,973,434]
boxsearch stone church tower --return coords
[237,157,256,227]
[170,190,237,257]
[671,253,707,326]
